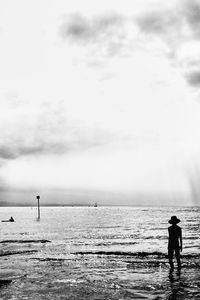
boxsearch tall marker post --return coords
[36,195,40,220]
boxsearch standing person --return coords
[168,216,182,270]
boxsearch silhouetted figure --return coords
[168,216,182,270]
[9,216,14,222]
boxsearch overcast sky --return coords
[0,0,200,206]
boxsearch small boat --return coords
[94,202,98,207]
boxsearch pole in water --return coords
[36,195,40,220]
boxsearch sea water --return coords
[0,206,199,299]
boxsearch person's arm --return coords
[179,228,182,252]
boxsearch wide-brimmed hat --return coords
[168,216,180,224]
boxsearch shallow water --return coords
[0,206,199,299]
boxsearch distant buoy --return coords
[36,195,40,220]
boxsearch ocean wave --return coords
[143,236,167,240]
[73,251,200,259]
[0,239,50,244]
[72,241,137,246]
[99,241,137,246]
[74,251,167,258]
[92,226,121,229]
[31,257,65,262]
[0,250,38,257]
[182,236,199,240]
[0,280,12,286]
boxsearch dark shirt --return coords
[168,225,182,249]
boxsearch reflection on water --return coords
[167,269,183,299]
[164,267,200,300]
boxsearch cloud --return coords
[60,13,124,42]
[61,14,95,42]
[185,71,200,87]
[0,96,121,161]
[136,1,200,40]
[60,13,131,58]
[136,4,184,53]
[183,0,200,36]
[137,9,180,36]
[135,0,200,88]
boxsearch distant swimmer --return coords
[168,216,182,270]
[1,216,15,222]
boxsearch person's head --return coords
[168,216,180,225]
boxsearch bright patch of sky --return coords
[0,0,200,205]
